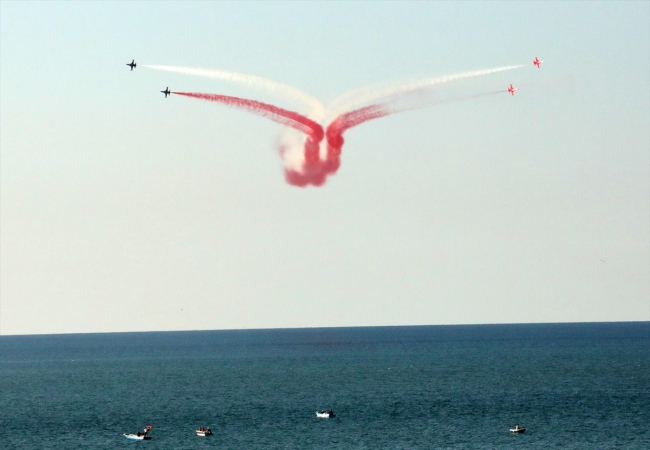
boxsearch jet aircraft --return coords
[161,87,171,98]
[126,59,137,71]
[533,57,543,68]
[507,84,518,96]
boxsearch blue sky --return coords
[1,2,648,334]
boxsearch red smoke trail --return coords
[281,104,392,187]
[174,90,502,187]
[174,91,397,187]
[174,91,340,187]
[322,91,504,157]
[173,92,323,142]
[174,91,337,187]
[326,104,391,149]
[283,105,392,187]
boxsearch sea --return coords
[1,322,648,449]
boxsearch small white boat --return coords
[316,410,335,418]
[196,428,213,436]
[124,433,151,440]
[125,425,153,440]
[510,425,526,433]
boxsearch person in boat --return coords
[514,424,520,430]
[207,428,211,434]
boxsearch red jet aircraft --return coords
[533,57,543,68]
[507,84,518,96]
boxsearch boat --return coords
[124,434,152,440]
[510,425,526,433]
[196,428,213,436]
[124,425,153,440]
[316,410,335,418]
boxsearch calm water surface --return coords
[1,323,649,449]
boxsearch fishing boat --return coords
[316,410,335,418]
[196,428,213,436]
[124,425,153,440]
[124,433,152,440]
[510,425,526,433]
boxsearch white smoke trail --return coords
[384,90,506,117]
[325,65,526,123]
[277,128,307,170]
[142,65,325,120]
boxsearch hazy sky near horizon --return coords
[1,2,648,335]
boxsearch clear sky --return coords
[1,2,648,335]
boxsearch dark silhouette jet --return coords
[161,87,171,98]
[126,59,136,71]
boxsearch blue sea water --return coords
[1,323,649,449]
